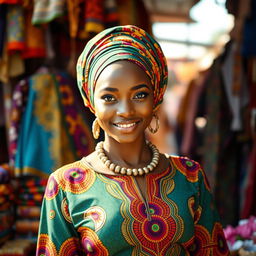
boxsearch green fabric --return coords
[36,156,230,255]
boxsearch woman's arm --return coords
[36,173,84,255]
[183,163,230,255]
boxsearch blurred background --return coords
[0,0,255,254]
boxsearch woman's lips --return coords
[113,120,140,132]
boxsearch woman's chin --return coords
[108,133,144,145]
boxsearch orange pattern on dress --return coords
[171,156,211,191]
[59,237,84,255]
[171,156,200,183]
[107,168,184,256]
[44,174,59,200]
[212,222,230,256]
[36,234,57,256]
[183,223,229,256]
[84,206,106,232]
[61,197,72,223]
[78,226,109,255]
[55,162,95,194]
[188,197,202,224]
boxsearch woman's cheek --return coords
[138,101,154,116]
[94,102,113,122]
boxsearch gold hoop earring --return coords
[148,114,159,134]
[92,118,100,139]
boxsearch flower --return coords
[223,225,237,245]
[236,220,254,240]
[224,216,256,252]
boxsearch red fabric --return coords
[85,0,104,24]
[241,140,256,218]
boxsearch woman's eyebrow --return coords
[99,84,149,92]
[99,87,118,92]
[131,84,150,90]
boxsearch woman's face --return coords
[94,60,154,144]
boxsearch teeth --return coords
[115,123,136,128]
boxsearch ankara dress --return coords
[36,155,230,256]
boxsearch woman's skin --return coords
[85,60,169,199]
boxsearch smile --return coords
[113,120,140,130]
[114,122,137,128]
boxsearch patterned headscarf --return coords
[76,25,168,113]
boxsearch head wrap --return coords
[76,25,168,113]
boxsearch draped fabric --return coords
[36,156,229,255]
[32,0,65,25]
[83,0,105,33]
[0,5,6,57]
[6,4,25,53]
[9,78,29,167]
[13,69,95,177]
[76,25,168,113]
[14,69,76,177]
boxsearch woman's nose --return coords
[117,99,135,117]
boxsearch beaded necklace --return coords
[96,141,160,176]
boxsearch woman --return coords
[36,25,230,255]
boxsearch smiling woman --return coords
[36,25,230,256]
[94,61,154,144]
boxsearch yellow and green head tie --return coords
[76,25,168,113]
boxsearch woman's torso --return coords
[49,156,202,255]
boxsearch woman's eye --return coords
[134,92,149,99]
[101,95,116,102]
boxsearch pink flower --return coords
[224,225,238,245]
[248,216,256,232]
[224,216,256,246]
[236,223,252,239]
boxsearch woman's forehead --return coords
[95,61,152,90]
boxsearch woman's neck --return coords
[102,136,152,168]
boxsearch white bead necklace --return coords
[96,141,160,176]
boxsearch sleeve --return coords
[36,173,84,255]
[191,167,230,255]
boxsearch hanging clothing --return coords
[32,0,65,25]
[201,44,241,226]
[9,78,29,167]
[180,71,209,156]
[66,0,80,38]
[14,69,76,177]
[6,4,25,53]
[55,71,95,159]
[0,5,6,57]
[0,0,21,3]
[104,0,119,28]
[241,140,256,218]
[242,0,256,57]
[13,68,94,177]
[83,0,105,34]
[221,41,249,131]
[37,156,229,255]
[23,8,46,59]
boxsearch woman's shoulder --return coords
[49,159,97,193]
[167,154,203,183]
[167,154,211,190]
[168,154,201,166]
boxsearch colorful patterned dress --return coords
[36,156,230,256]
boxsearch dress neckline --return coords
[80,154,172,179]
